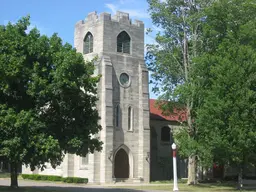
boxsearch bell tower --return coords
[74,11,150,183]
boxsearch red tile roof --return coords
[149,99,187,122]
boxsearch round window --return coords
[119,73,130,87]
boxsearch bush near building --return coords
[21,174,88,184]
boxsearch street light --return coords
[172,143,179,192]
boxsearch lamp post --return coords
[172,143,179,191]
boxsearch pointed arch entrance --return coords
[114,148,129,178]
[113,145,133,179]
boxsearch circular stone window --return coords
[119,73,130,87]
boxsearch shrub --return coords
[62,177,88,183]
[22,174,63,182]
[21,174,88,183]
[21,174,30,179]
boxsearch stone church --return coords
[22,11,188,183]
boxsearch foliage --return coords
[21,174,62,181]
[146,0,213,151]
[146,0,213,100]
[147,0,256,184]
[146,0,214,184]
[21,174,88,183]
[0,16,102,187]
[62,177,88,183]
[193,0,256,169]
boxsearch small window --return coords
[83,32,93,54]
[81,155,88,166]
[128,106,133,131]
[115,105,120,128]
[161,126,170,142]
[117,31,131,54]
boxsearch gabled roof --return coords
[149,99,186,122]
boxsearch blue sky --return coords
[1,0,161,98]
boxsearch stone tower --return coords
[74,11,150,183]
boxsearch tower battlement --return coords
[76,11,144,28]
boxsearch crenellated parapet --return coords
[75,11,144,28]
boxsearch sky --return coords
[1,0,161,99]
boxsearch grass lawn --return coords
[0,186,65,192]
[0,172,10,178]
[122,183,256,191]
[0,186,62,192]
[0,181,256,192]
[0,186,48,192]
[1,184,256,192]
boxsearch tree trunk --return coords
[187,155,197,185]
[182,0,199,185]
[10,163,18,188]
[0,161,3,172]
[186,100,197,184]
[237,166,243,190]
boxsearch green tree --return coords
[0,16,102,188]
[194,0,256,187]
[146,0,214,184]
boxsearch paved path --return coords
[0,179,171,192]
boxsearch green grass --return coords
[151,179,188,184]
[127,184,232,191]
[0,172,23,179]
[113,183,256,192]
[0,186,56,192]
[1,183,256,192]
[0,172,11,178]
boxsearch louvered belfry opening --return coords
[117,31,130,54]
[83,32,93,54]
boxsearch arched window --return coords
[117,31,130,54]
[115,105,120,128]
[83,32,93,54]
[161,126,170,142]
[128,106,133,131]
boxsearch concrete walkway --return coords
[0,179,171,192]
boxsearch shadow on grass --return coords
[0,185,147,192]
[152,180,238,188]
[193,183,235,188]
[1,181,256,192]
[186,183,256,191]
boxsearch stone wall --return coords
[74,10,150,183]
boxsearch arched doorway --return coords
[114,148,129,178]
